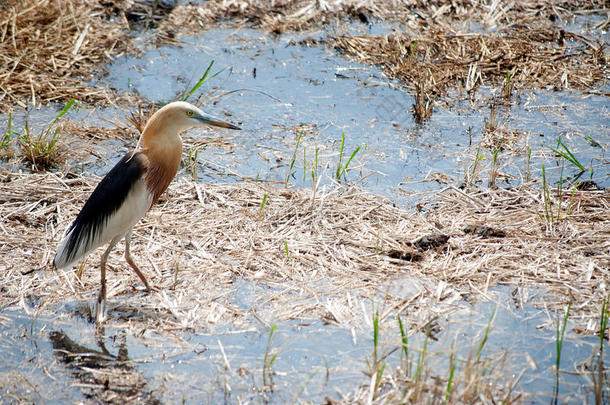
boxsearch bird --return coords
[54,101,241,322]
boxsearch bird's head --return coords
[166,101,241,132]
[142,101,241,141]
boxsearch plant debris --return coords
[325,28,607,100]
[0,172,607,337]
[157,0,608,36]
[0,0,136,111]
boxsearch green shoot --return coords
[475,306,496,362]
[549,137,585,172]
[503,69,514,101]
[584,134,601,148]
[335,131,345,179]
[180,60,223,102]
[283,239,290,261]
[413,334,428,383]
[1,112,13,151]
[285,131,303,186]
[599,295,609,350]
[594,295,609,404]
[369,306,386,399]
[541,164,555,232]
[445,351,456,403]
[557,161,564,219]
[373,309,379,363]
[310,146,319,201]
[263,324,278,388]
[555,297,572,371]
[335,132,365,180]
[311,146,319,184]
[18,99,75,170]
[259,193,268,214]
[409,40,417,59]
[469,147,484,186]
[46,99,75,132]
[397,315,409,374]
[552,297,572,404]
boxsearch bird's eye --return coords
[186,110,194,117]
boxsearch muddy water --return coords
[1,22,608,403]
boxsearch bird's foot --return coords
[134,284,160,293]
[94,298,107,323]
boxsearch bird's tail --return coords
[54,225,95,269]
[53,228,78,269]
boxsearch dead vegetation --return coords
[0,0,124,110]
[0,171,607,337]
[326,28,607,101]
[157,0,608,36]
[1,0,605,112]
[0,0,151,111]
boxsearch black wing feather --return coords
[56,152,148,266]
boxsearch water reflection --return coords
[50,328,160,404]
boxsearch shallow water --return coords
[103,28,608,209]
[1,284,607,403]
[1,18,609,404]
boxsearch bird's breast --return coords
[142,141,182,203]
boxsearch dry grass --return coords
[0,0,136,111]
[158,0,608,36]
[0,171,607,336]
[1,0,605,111]
[326,28,607,100]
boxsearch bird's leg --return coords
[124,230,152,292]
[96,236,121,323]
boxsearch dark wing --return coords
[54,151,149,268]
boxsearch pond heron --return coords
[54,101,240,322]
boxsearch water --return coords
[101,28,609,203]
[2,284,607,403]
[1,19,608,404]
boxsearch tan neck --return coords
[140,127,183,203]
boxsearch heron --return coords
[54,101,241,322]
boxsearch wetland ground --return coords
[0,1,608,403]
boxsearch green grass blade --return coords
[54,99,76,123]
[475,306,496,362]
[445,352,456,403]
[1,112,12,149]
[549,138,585,172]
[338,144,363,180]
[373,309,379,354]
[600,295,609,350]
[259,193,268,214]
[284,239,290,261]
[181,60,224,101]
[336,132,345,179]
[556,297,572,370]
[397,315,408,360]
[285,131,303,185]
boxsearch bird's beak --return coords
[194,113,241,130]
